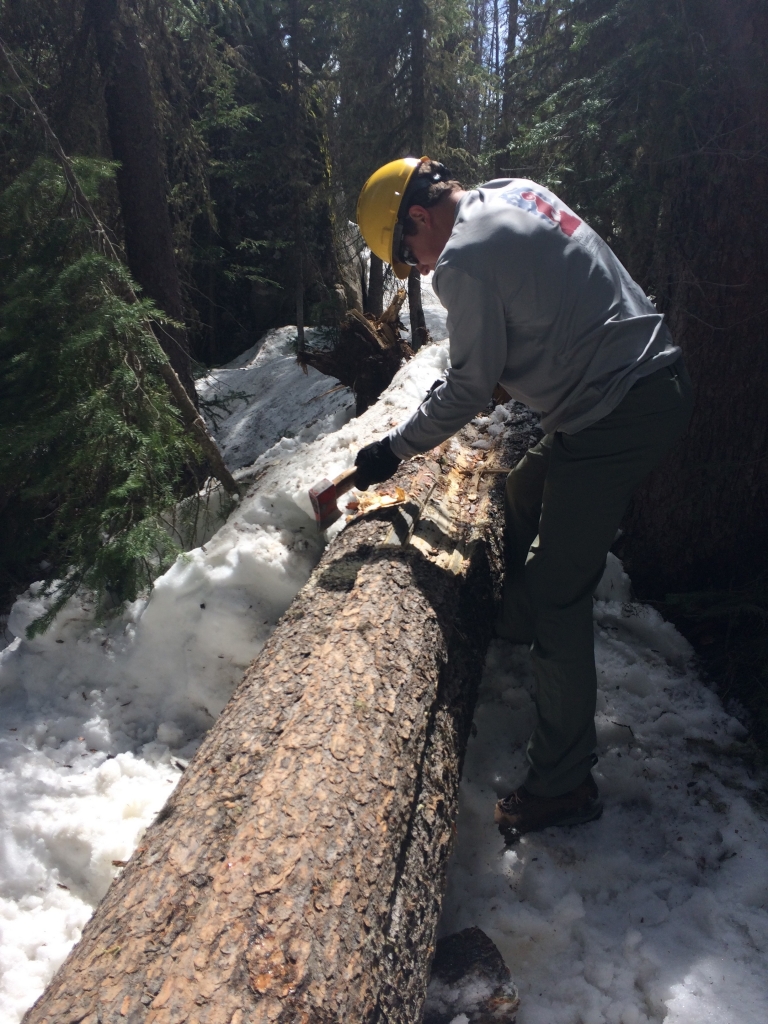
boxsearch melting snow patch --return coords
[438,596,768,1024]
[197,326,357,472]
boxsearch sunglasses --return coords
[392,220,419,267]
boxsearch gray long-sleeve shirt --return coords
[388,179,680,460]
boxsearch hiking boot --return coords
[494,773,603,839]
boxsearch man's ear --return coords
[407,204,430,228]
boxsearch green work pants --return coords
[499,361,694,797]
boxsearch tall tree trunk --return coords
[290,0,305,352]
[408,267,429,351]
[408,0,429,351]
[494,0,519,177]
[366,252,384,317]
[21,423,531,1024]
[0,33,239,496]
[619,0,768,596]
[466,0,487,157]
[410,0,425,155]
[294,203,306,350]
[87,0,196,402]
[206,219,218,366]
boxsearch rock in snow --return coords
[1,278,767,1024]
[424,926,520,1023]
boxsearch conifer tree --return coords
[86,0,197,401]
[407,0,429,351]
[333,1,487,338]
[0,158,202,631]
[493,0,519,175]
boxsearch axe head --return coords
[309,466,359,530]
[309,477,341,530]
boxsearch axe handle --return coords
[333,466,359,498]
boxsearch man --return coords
[353,156,693,837]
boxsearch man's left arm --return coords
[389,266,508,459]
[355,267,507,488]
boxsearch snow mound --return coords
[197,326,356,472]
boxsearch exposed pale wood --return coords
[23,423,532,1024]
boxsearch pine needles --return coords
[0,157,201,633]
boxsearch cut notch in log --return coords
[23,420,534,1024]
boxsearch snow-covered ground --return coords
[196,326,356,472]
[441,578,768,1024]
[1,279,766,1024]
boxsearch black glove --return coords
[354,436,401,490]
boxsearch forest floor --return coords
[1,280,767,1024]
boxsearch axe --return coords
[309,467,359,530]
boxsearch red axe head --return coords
[309,467,358,530]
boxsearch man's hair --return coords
[401,159,463,236]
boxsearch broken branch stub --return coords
[23,423,534,1024]
[299,290,412,415]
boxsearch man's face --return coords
[401,203,453,275]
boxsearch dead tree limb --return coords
[300,290,412,415]
[23,421,531,1024]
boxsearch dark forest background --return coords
[1,2,766,735]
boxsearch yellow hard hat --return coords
[356,156,428,280]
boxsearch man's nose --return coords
[418,262,431,276]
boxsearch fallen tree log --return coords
[24,421,532,1024]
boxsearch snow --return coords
[439,574,768,1024]
[196,326,356,472]
[1,276,767,1023]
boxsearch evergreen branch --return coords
[0,34,240,499]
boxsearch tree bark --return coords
[466,0,488,157]
[409,0,426,156]
[366,252,385,317]
[494,0,519,177]
[408,267,429,352]
[22,421,530,1024]
[290,0,306,352]
[407,0,429,352]
[87,0,196,401]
